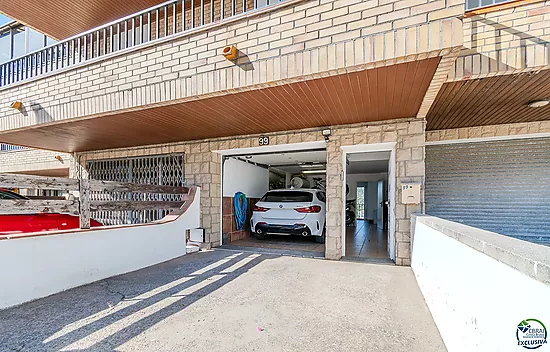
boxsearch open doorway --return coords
[343,147,394,261]
[219,143,327,257]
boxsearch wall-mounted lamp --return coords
[222,45,238,61]
[9,101,22,111]
[55,155,63,162]
[322,128,332,142]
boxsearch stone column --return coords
[323,121,426,264]
[394,120,426,265]
[325,136,343,260]
[184,141,222,249]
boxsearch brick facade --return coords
[0,149,71,174]
[0,0,462,132]
[448,0,550,81]
[76,118,425,264]
[426,120,550,141]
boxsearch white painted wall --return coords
[0,189,200,310]
[346,173,387,220]
[366,182,378,221]
[223,158,269,198]
[346,173,387,200]
[412,219,550,352]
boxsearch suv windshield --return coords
[261,191,313,203]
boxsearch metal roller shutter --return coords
[426,137,550,245]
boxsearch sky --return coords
[0,14,12,26]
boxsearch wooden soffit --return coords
[0,0,166,39]
[0,57,440,152]
[427,69,550,131]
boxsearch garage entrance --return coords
[218,142,327,257]
[342,144,396,261]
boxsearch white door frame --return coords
[341,142,397,260]
[214,141,327,246]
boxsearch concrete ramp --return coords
[0,249,444,352]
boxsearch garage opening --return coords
[221,147,326,257]
[344,151,392,260]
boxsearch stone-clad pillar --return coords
[394,120,425,266]
[184,141,222,249]
[323,121,426,265]
[325,137,344,260]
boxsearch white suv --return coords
[251,189,326,243]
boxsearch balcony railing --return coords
[0,143,26,152]
[0,0,284,88]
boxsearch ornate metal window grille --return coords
[86,153,184,225]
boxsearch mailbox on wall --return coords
[401,183,421,204]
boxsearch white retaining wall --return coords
[411,215,550,352]
[0,189,200,309]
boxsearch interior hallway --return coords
[346,220,388,259]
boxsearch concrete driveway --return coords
[0,249,445,352]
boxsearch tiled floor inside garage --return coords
[224,234,325,257]
[224,220,389,260]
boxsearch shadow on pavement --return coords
[0,250,270,352]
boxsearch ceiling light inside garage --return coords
[528,100,550,108]
[302,170,326,174]
[299,163,324,168]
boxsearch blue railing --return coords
[0,0,285,88]
[0,143,26,151]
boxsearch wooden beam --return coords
[90,200,185,212]
[0,173,79,191]
[88,179,189,194]
[0,199,79,214]
[79,179,90,229]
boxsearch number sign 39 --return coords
[258,136,269,146]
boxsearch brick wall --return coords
[76,118,426,265]
[0,0,462,131]
[449,0,550,81]
[426,120,550,141]
[0,149,71,174]
[222,196,259,243]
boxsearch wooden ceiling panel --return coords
[1,0,165,39]
[427,70,550,130]
[0,58,440,152]
[14,168,69,177]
